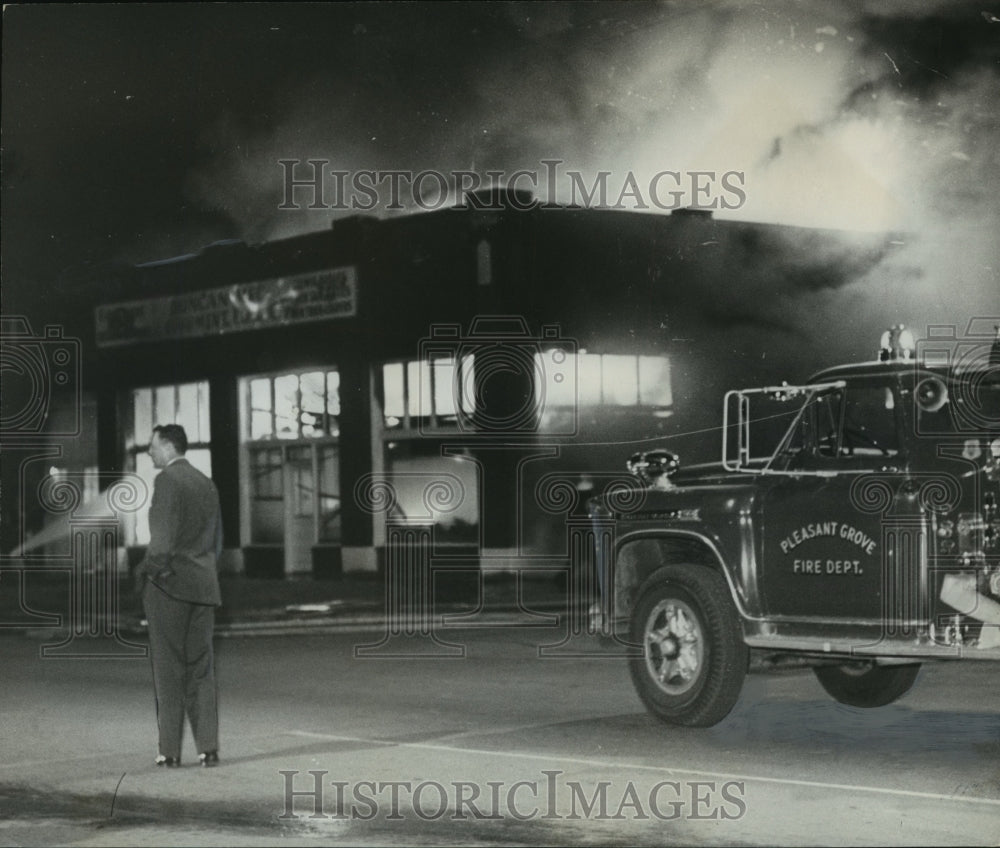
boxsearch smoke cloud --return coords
[5,3,993,352]
[181,1,997,361]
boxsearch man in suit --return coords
[137,423,223,768]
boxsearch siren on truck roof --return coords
[878,324,915,362]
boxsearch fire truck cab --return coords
[592,325,1000,726]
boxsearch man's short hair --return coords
[153,424,188,454]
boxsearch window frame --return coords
[541,351,673,410]
[123,379,213,547]
[381,354,475,433]
[243,367,342,442]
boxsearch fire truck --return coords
[591,325,1000,726]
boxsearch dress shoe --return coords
[155,755,180,768]
[199,750,219,768]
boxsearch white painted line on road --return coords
[285,729,1000,808]
[287,730,395,747]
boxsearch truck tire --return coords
[813,662,921,708]
[629,566,748,727]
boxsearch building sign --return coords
[95,267,357,347]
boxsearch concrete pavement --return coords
[3,629,998,847]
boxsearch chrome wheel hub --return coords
[644,598,703,696]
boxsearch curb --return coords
[9,602,578,640]
[8,612,815,670]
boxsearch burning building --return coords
[8,194,897,579]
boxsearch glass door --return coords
[242,368,341,576]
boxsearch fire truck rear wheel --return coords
[629,566,749,727]
[813,662,921,708]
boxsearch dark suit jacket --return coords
[138,457,223,606]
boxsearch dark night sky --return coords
[3,1,998,346]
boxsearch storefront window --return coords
[639,356,672,406]
[249,447,283,544]
[132,389,152,447]
[382,356,474,429]
[318,445,341,542]
[250,378,273,440]
[125,380,212,545]
[288,446,314,516]
[299,371,325,438]
[381,351,671,432]
[601,354,640,405]
[246,369,340,440]
[541,352,672,409]
[382,440,479,542]
[274,374,298,439]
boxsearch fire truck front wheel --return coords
[813,662,921,708]
[629,567,749,727]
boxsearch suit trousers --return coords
[143,583,219,759]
